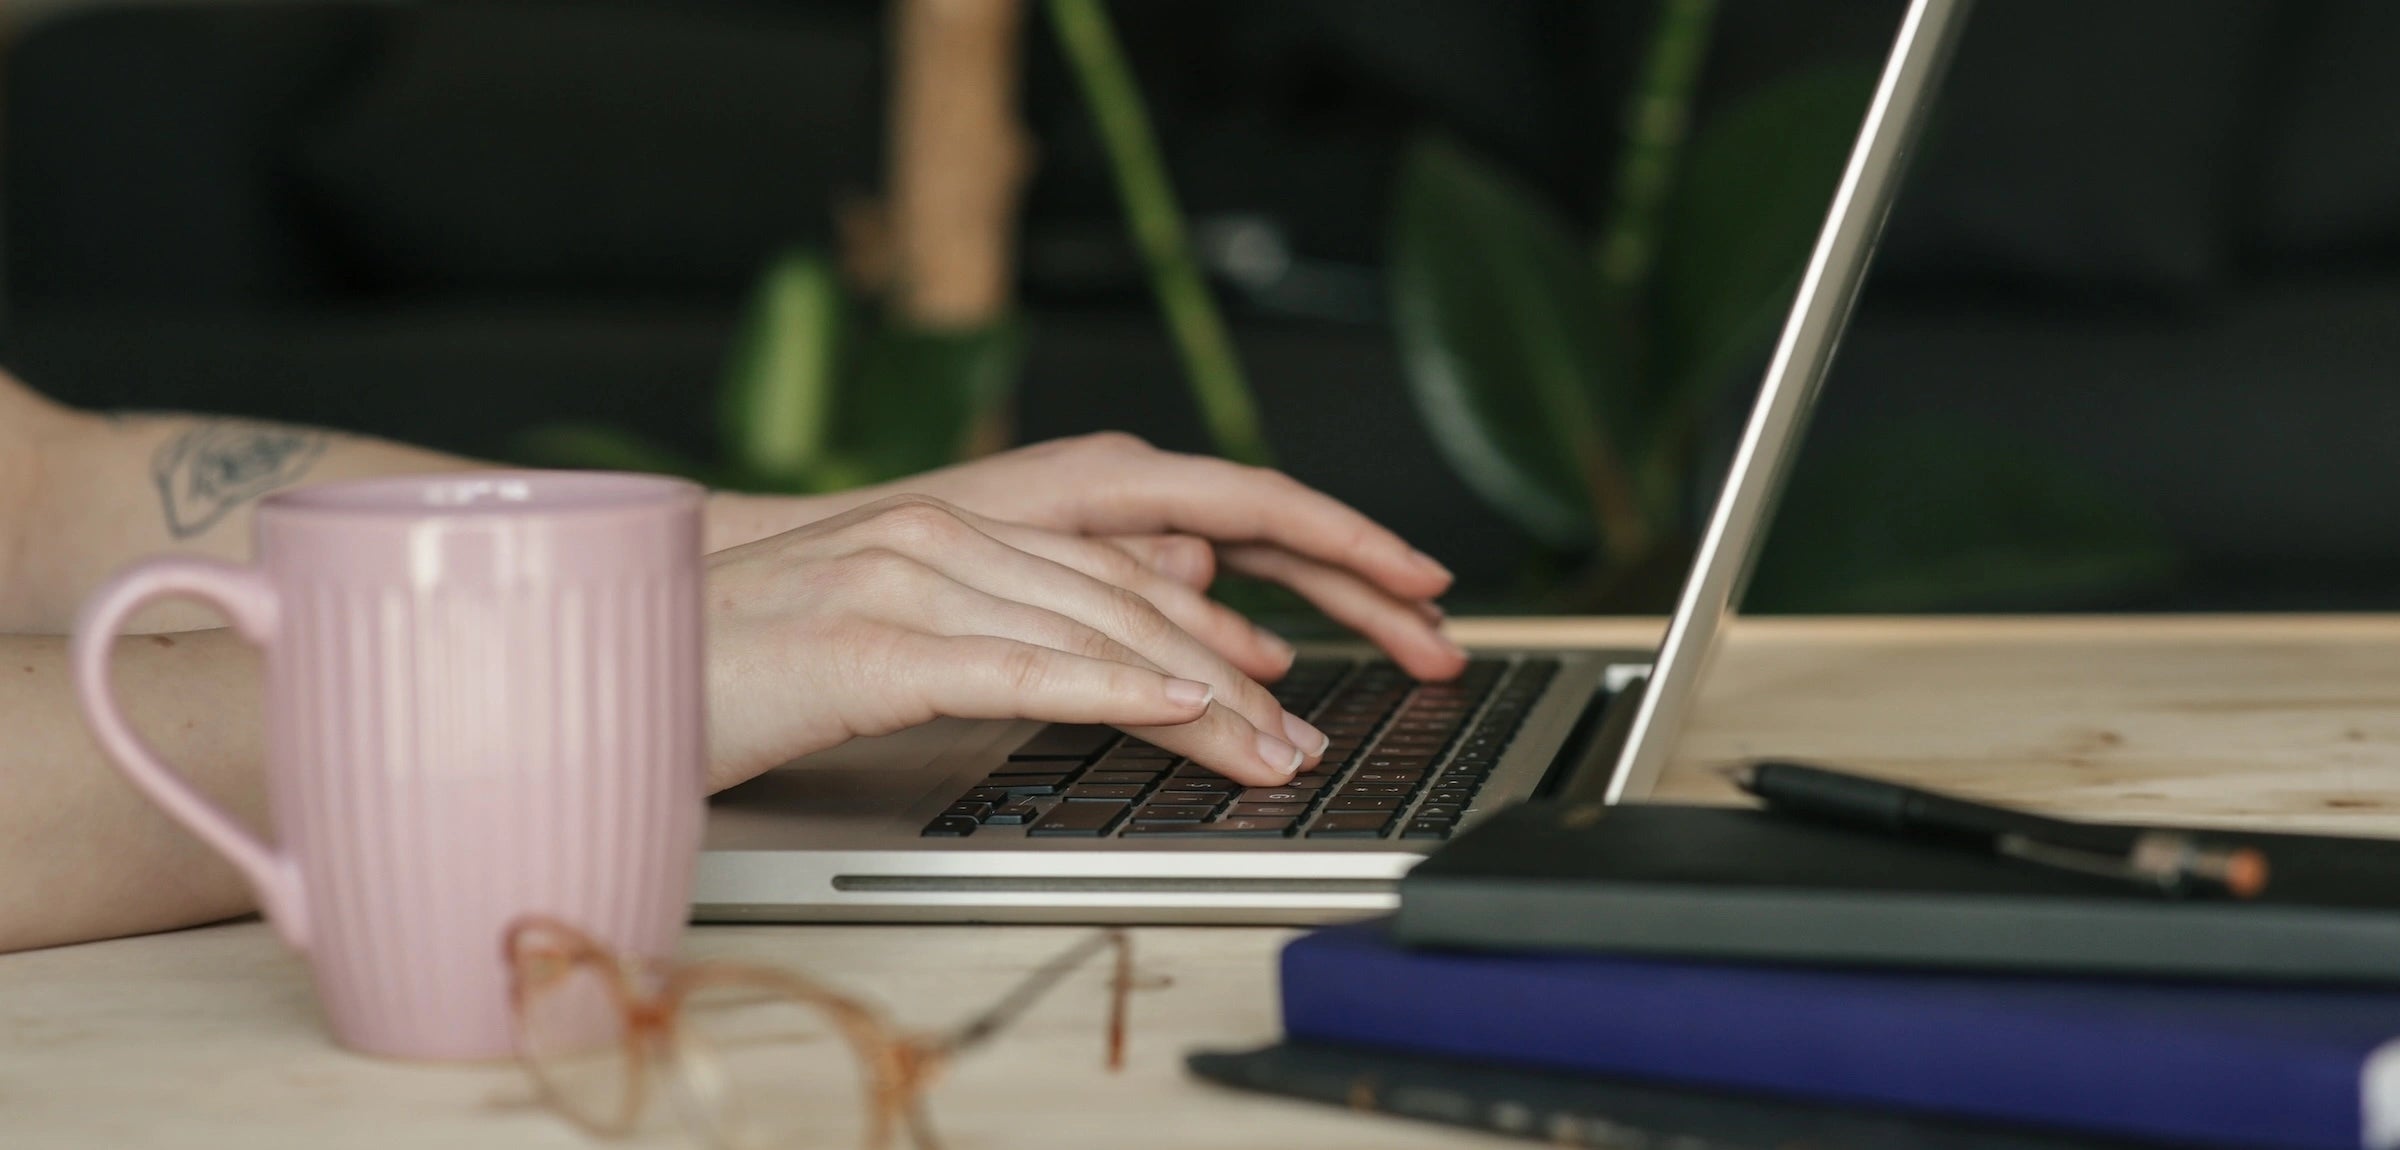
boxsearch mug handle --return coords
[71,558,308,950]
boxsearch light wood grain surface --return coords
[9,615,2400,1149]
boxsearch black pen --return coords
[1723,760,2269,899]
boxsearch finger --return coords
[1219,544,1468,681]
[1053,439,1454,601]
[889,635,1298,785]
[975,522,1293,682]
[1104,533,1216,589]
[849,500,1327,768]
[893,633,1218,732]
[889,593,1304,786]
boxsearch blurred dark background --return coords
[4,0,2397,612]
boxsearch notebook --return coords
[1280,922,2400,1150]
[1392,802,2400,981]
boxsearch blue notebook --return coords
[1281,923,2400,1150]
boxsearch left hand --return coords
[706,433,1465,680]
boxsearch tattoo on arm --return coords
[149,421,332,539]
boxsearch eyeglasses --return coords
[502,916,1141,1150]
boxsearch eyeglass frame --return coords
[500,914,1138,1150]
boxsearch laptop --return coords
[692,0,1970,924]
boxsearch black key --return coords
[943,801,995,821]
[1101,746,1179,764]
[980,774,1070,795]
[1350,768,1427,785]
[1363,754,1435,770]
[1009,724,1119,761]
[1424,789,1476,807]
[1340,783,1414,798]
[960,787,1013,805]
[1325,795,1404,812]
[1306,812,1396,838]
[1400,820,1454,840]
[921,817,979,837]
[1027,801,1132,837]
[985,800,1038,825]
[1131,803,1211,823]
[1137,792,1219,811]
[1228,801,1310,818]
[1082,771,1166,786]
[1064,783,1149,801]
[990,759,1079,776]
[1415,802,1464,819]
[1159,777,1241,793]
[1237,787,1323,805]
[1123,817,1297,837]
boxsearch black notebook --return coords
[1393,802,2400,982]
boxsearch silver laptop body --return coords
[693,0,1967,924]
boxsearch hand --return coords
[708,433,1466,681]
[703,494,1332,792]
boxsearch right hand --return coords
[701,495,1330,793]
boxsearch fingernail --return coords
[1410,548,1454,581]
[1255,731,1303,776]
[1163,678,1215,708]
[1282,711,1330,757]
[1441,634,1469,661]
[1416,600,1446,624]
[1256,626,1296,665]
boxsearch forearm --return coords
[0,630,266,952]
[3,404,492,632]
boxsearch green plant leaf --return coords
[1744,419,2179,613]
[1389,135,1631,551]
[720,249,845,486]
[1651,66,1880,447]
[837,319,1025,484]
[510,423,722,484]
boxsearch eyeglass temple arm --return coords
[931,930,1131,1067]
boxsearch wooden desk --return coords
[10,615,2400,1149]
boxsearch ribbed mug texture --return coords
[79,473,706,1061]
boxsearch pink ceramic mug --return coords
[71,471,707,1061]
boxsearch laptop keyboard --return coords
[921,655,1560,842]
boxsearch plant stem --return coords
[1594,0,1718,294]
[1046,0,1273,466]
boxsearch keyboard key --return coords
[1306,812,1396,838]
[1350,768,1428,785]
[990,759,1080,776]
[1425,789,1476,807]
[1400,820,1454,840]
[1415,803,1464,821]
[1102,745,1179,764]
[985,800,1039,825]
[961,787,1014,805]
[974,777,1070,797]
[921,817,979,837]
[1131,802,1211,823]
[979,774,1070,795]
[1009,724,1119,760]
[1340,783,1414,797]
[1122,817,1297,838]
[1228,801,1310,818]
[1083,770,1167,786]
[1063,783,1149,801]
[1027,801,1131,837]
[943,801,995,821]
[1159,778,1239,795]
[1325,795,1404,812]
[1238,786,1325,804]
